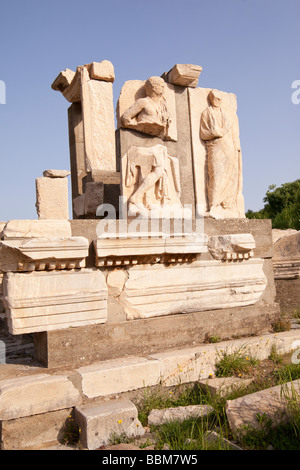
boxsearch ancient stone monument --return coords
[0,60,280,368]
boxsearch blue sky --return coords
[0,0,299,220]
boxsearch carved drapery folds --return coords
[200,89,245,219]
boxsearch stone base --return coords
[33,303,280,368]
[29,217,279,368]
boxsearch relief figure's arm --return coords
[121,98,146,126]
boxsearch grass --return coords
[239,376,300,450]
[240,415,300,450]
[138,383,233,450]
[214,346,259,378]
[138,382,210,427]
[61,346,300,450]
[133,348,300,451]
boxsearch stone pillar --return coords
[52,60,119,218]
[80,64,116,173]
[68,102,86,201]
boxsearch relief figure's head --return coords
[145,76,165,98]
[208,89,223,108]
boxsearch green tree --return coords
[246,180,300,230]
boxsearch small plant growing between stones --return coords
[268,343,283,364]
[208,335,221,343]
[61,412,80,446]
[214,346,258,378]
[109,432,131,446]
[272,313,291,333]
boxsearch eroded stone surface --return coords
[36,177,69,220]
[3,269,108,334]
[165,64,202,88]
[0,236,89,272]
[208,233,255,260]
[119,259,267,320]
[148,405,214,426]
[77,357,160,398]
[273,231,300,280]
[2,220,72,239]
[226,380,300,434]
[43,170,70,178]
[199,376,254,397]
[75,399,144,449]
[0,374,81,420]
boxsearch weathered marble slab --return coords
[117,258,267,320]
[1,220,72,239]
[94,233,208,266]
[3,269,108,334]
[0,236,89,272]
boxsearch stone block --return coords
[0,374,81,421]
[77,357,160,398]
[208,233,256,260]
[273,230,300,280]
[51,69,76,93]
[149,331,299,387]
[43,170,70,178]
[84,170,121,185]
[204,430,243,450]
[226,380,300,434]
[165,64,202,88]
[202,218,274,259]
[75,399,144,449]
[199,376,254,397]
[149,345,217,386]
[119,259,267,320]
[148,405,213,426]
[89,60,115,82]
[2,220,72,239]
[68,102,86,202]
[81,69,116,172]
[275,278,300,313]
[107,269,127,297]
[3,269,108,334]
[84,181,104,216]
[35,176,69,220]
[73,194,85,217]
[73,183,105,218]
[33,304,280,369]
[0,236,89,272]
[94,233,208,266]
[0,408,72,450]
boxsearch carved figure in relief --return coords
[200,89,244,219]
[123,144,182,216]
[121,76,171,139]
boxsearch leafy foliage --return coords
[246,179,300,230]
